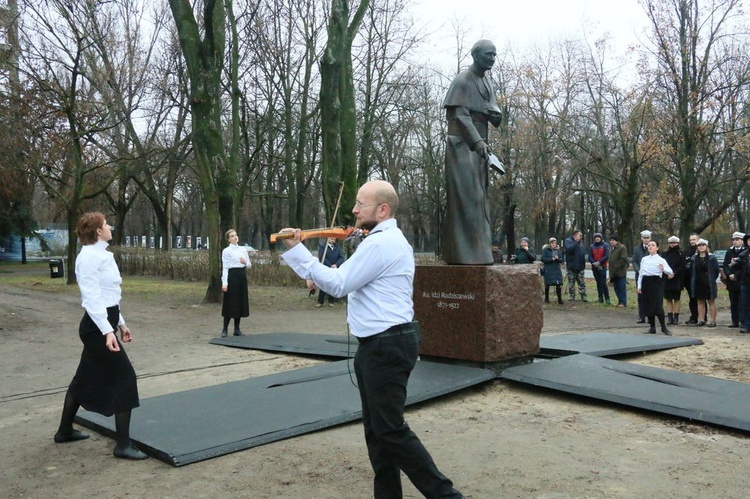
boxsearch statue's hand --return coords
[474,140,489,159]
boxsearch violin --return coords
[269,226,368,243]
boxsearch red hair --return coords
[77,212,106,245]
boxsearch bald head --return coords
[353,180,399,231]
[363,180,399,216]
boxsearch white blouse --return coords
[75,241,125,334]
[221,244,251,286]
[637,254,674,289]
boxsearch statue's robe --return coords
[442,68,501,265]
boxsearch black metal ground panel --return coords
[500,353,750,432]
[212,332,703,360]
[76,359,495,466]
[210,332,355,358]
[539,332,703,357]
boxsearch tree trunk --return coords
[319,0,370,225]
[169,0,236,303]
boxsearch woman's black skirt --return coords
[693,274,712,299]
[68,305,139,417]
[222,267,249,318]
[641,275,666,317]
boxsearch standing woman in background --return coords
[221,229,250,337]
[541,237,565,304]
[662,236,685,325]
[690,239,720,327]
[637,240,675,335]
[54,212,147,460]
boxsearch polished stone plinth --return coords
[414,265,542,363]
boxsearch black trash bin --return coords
[49,259,64,278]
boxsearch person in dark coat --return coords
[722,232,745,327]
[663,236,685,325]
[316,237,345,307]
[683,233,700,323]
[541,237,565,304]
[608,235,629,307]
[564,230,587,301]
[491,240,504,264]
[588,232,610,304]
[512,237,536,264]
[690,239,720,327]
[730,233,750,333]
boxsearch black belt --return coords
[356,321,420,345]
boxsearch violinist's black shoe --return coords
[233,330,244,336]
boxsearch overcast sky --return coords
[409,0,651,71]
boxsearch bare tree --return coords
[169,0,249,302]
[131,22,192,252]
[643,0,750,238]
[557,36,659,247]
[83,0,170,246]
[20,0,126,283]
[354,0,424,185]
[247,0,323,229]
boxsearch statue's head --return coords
[471,39,497,72]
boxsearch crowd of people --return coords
[504,229,750,334]
[55,207,750,496]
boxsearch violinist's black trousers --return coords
[353,328,462,499]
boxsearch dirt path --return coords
[1,267,750,498]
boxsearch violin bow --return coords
[320,181,345,264]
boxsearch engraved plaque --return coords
[414,265,542,362]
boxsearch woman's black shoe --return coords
[662,327,672,336]
[54,429,90,443]
[113,441,148,460]
[233,330,244,336]
[645,328,656,334]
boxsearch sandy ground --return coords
[2,267,750,499]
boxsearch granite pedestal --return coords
[414,264,542,363]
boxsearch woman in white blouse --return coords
[221,229,250,336]
[637,240,675,335]
[54,212,147,460]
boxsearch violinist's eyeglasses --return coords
[355,200,383,209]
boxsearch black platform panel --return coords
[76,359,495,466]
[210,332,355,358]
[539,332,703,357]
[501,353,750,432]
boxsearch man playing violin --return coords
[278,180,464,499]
